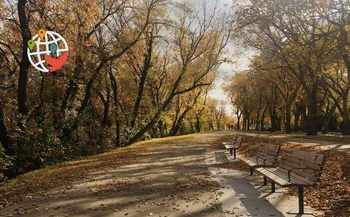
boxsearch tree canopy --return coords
[225,0,349,135]
[0,0,232,179]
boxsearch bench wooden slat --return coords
[281,155,322,171]
[279,148,325,182]
[282,153,322,167]
[222,136,242,148]
[264,143,280,152]
[270,168,315,185]
[282,148,325,165]
[222,142,235,146]
[241,157,269,167]
[224,144,240,149]
[241,143,280,174]
[241,157,276,168]
[256,167,315,186]
[222,134,237,146]
[280,168,320,182]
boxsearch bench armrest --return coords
[287,168,319,182]
[255,155,276,166]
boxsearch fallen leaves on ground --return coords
[93,179,147,193]
[210,160,250,171]
[0,135,191,210]
[174,174,220,192]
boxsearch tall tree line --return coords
[225,0,349,135]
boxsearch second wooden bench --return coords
[222,136,243,159]
[240,143,280,176]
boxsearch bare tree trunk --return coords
[306,88,318,135]
[13,0,32,176]
[256,100,262,130]
[341,21,350,135]
[195,115,201,132]
[242,116,246,130]
[285,104,292,134]
[17,0,31,128]
[246,118,249,130]
[260,105,267,131]
[293,104,300,132]
[102,88,110,127]
[341,93,350,135]
[236,111,241,130]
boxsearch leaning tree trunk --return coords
[108,71,121,146]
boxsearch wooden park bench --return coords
[222,134,237,146]
[222,136,243,159]
[254,148,325,214]
[240,143,280,175]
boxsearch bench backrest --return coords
[235,136,243,147]
[258,143,280,156]
[279,148,325,182]
[229,134,238,143]
[256,143,280,165]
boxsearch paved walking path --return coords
[0,131,333,217]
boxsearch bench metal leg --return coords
[229,148,233,156]
[263,176,267,186]
[233,149,236,159]
[271,182,275,193]
[250,167,253,175]
[298,186,304,214]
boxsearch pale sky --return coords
[207,0,253,115]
